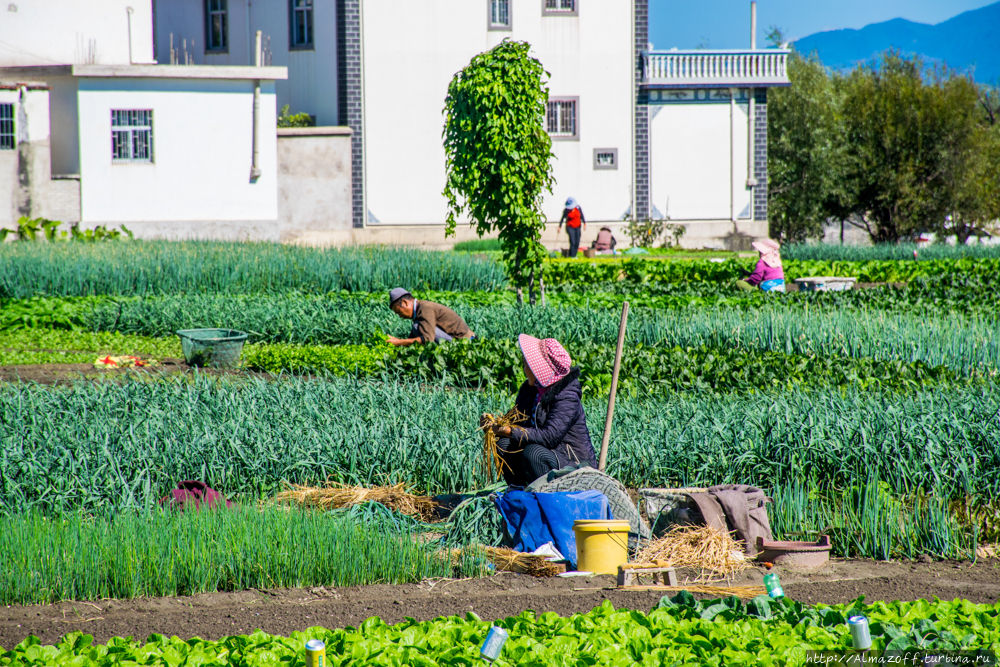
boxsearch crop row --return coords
[541,256,1000,286]
[4,241,1000,299]
[0,507,478,606]
[5,595,998,663]
[2,376,998,516]
[76,295,1000,374]
[240,338,965,395]
[0,242,506,298]
[781,241,1000,262]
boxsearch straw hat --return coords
[517,334,571,387]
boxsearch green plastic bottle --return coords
[763,573,784,599]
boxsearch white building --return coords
[0,0,286,238]
[2,0,788,248]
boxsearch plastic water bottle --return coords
[763,573,784,599]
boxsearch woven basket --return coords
[176,329,248,368]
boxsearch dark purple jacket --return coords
[746,259,784,286]
[510,368,598,469]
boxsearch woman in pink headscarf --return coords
[737,239,785,292]
[485,334,598,487]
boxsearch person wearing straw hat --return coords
[737,239,785,292]
[386,288,475,346]
[485,334,597,487]
[558,197,586,258]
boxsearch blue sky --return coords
[649,0,997,49]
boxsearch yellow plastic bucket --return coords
[573,520,630,574]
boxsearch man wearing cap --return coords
[386,288,475,347]
[486,334,598,486]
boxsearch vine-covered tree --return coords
[767,51,847,243]
[443,40,554,305]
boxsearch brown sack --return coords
[707,484,773,557]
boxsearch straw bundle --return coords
[480,408,526,482]
[273,482,439,521]
[649,585,766,600]
[636,526,750,582]
[449,546,563,577]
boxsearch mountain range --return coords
[792,1,1000,82]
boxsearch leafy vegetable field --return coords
[4,596,999,664]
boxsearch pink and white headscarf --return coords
[518,334,571,388]
[751,239,782,268]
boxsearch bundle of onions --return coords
[479,408,526,483]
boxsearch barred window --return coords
[290,0,314,49]
[111,110,153,163]
[546,99,577,139]
[205,0,228,51]
[594,148,618,170]
[544,0,575,13]
[489,0,510,29]
[0,104,13,150]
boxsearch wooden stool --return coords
[617,560,678,588]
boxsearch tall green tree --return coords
[767,51,846,242]
[442,40,554,305]
[839,53,984,243]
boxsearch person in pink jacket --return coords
[737,239,785,292]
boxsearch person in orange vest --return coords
[558,197,586,258]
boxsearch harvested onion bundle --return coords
[480,408,526,482]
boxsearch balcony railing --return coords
[641,50,790,88]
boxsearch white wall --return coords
[361,0,633,225]
[153,0,338,124]
[650,96,752,221]
[0,0,154,66]
[277,129,352,239]
[77,77,278,237]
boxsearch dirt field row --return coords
[2,560,998,648]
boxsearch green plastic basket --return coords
[176,329,248,368]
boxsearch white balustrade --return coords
[642,50,790,87]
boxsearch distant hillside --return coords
[793,1,1000,82]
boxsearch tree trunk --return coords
[528,270,536,306]
[840,219,844,245]
[540,276,546,307]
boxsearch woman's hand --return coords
[491,424,512,437]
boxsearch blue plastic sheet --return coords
[494,490,612,570]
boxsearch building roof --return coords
[0,64,288,81]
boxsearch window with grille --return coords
[546,99,578,139]
[543,0,576,14]
[489,0,511,29]
[0,104,13,150]
[290,0,314,49]
[111,110,153,163]
[594,148,617,170]
[205,0,228,51]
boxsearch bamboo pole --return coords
[598,301,629,472]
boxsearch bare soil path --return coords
[2,559,998,648]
